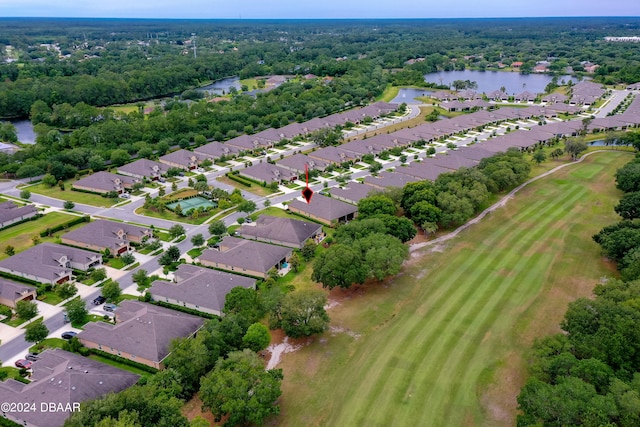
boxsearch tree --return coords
[66,298,87,324]
[121,252,136,266]
[164,335,212,397]
[616,161,640,193]
[90,268,107,282]
[408,201,442,227]
[159,245,181,265]
[15,300,38,320]
[237,200,257,214]
[615,191,640,220]
[301,239,318,260]
[372,214,417,243]
[532,149,547,164]
[24,321,49,344]
[199,349,283,427]
[171,181,178,192]
[280,289,330,338]
[355,233,409,281]
[110,149,130,166]
[191,233,205,247]
[208,220,227,236]
[289,252,300,272]
[102,281,122,302]
[193,181,209,193]
[242,323,271,352]
[132,269,149,291]
[223,287,264,323]
[20,189,31,200]
[312,244,367,289]
[56,282,77,300]
[357,195,396,218]
[169,224,186,239]
[564,138,588,161]
[42,173,57,187]
[4,245,15,256]
[309,127,343,147]
[63,200,75,210]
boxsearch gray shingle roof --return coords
[240,163,297,184]
[328,183,378,204]
[199,236,292,275]
[194,141,239,159]
[78,300,204,364]
[364,171,420,189]
[0,243,100,283]
[238,215,322,248]
[61,219,151,252]
[73,171,137,193]
[277,154,327,173]
[288,193,358,222]
[0,277,36,303]
[0,200,37,224]
[149,264,255,314]
[159,149,203,168]
[117,158,168,178]
[0,348,139,427]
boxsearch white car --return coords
[196,168,205,173]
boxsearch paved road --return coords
[0,97,618,365]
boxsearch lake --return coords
[424,70,573,95]
[10,119,36,145]
[196,77,241,95]
[391,88,433,104]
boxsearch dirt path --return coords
[410,150,623,253]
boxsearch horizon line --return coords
[0,15,638,20]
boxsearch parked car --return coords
[158,177,166,183]
[25,352,40,362]
[15,359,33,369]
[103,303,117,312]
[120,193,130,199]
[92,295,106,305]
[245,217,252,223]
[61,331,77,340]
[196,168,205,173]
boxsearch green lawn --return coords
[250,207,290,220]
[0,212,76,260]
[87,354,154,379]
[276,151,631,427]
[29,338,67,353]
[134,206,213,225]
[24,181,119,207]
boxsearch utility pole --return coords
[192,33,197,59]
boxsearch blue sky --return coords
[0,0,638,19]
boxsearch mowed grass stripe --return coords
[442,252,554,427]
[391,187,586,426]
[341,192,576,426]
[342,199,551,424]
[279,152,631,427]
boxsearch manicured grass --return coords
[275,151,631,427]
[377,84,400,102]
[250,206,290,220]
[24,181,119,207]
[216,176,277,197]
[134,206,213,225]
[36,289,64,306]
[88,354,154,379]
[0,212,76,260]
[30,338,67,353]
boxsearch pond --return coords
[10,119,36,145]
[196,77,241,95]
[390,88,434,104]
[424,70,574,95]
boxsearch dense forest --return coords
[1,17,640,118]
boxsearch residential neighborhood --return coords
[1,17,640,425]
